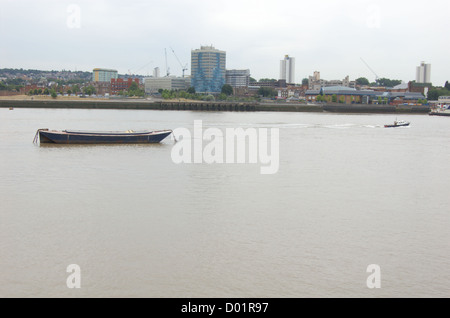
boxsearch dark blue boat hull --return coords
[429,112,450,116]
[384,124,410,128]
[39,130,172,144]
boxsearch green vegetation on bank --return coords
[158,85,256,102]
[356,77,370,86]
[256,87,276,98]
[376,78,402,87]
[0,78,25,92]
[119,81,145,97]
[427,87,450,100]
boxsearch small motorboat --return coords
[34,129,173,144]
[384,120,410,128]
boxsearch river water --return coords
[1,108,449,298]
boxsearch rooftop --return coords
[93,68,118,72]
[392,82,408,90]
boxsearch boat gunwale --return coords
[42,129,173,137]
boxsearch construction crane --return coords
[127,59,154,76]
[360,57,379,84]
[170,47,188,78]
[165,48,170,77]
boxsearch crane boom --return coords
[165,49,170,77]
[360,58,379,83]
[170,47,188,78]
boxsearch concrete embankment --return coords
[0,99,431,114]
[0,99,257,112]
[322,103,431,114]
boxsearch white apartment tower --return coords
[280,55,295,84]
[153,67,160,78]
[416,61,431,83]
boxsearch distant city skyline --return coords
[0,0,449,85]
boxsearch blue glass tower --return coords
[191,46,226,94]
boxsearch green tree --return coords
[302,78,309,86]
[221,84,233,96]
[428,89,439,100]
[249,77,257,83]
[332,94,337,103]
[356,77,370,86]
[259,78,277,83]
[187,87,196,94]
[83,86,96,96]
[377,78,402,87]
[217,93,227,100]
[135,89,145,97]
[50,89,57,98]
[161,90,172,99]
[72,85,80,94]
[339,96,345,104]
[127,81,144,97]
[257,87,276,98]
[428,88,450,100]
[129,81,139,91]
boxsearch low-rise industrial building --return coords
[144,76,191,94]
[305,86,425,105]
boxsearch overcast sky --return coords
[1,0,449,85]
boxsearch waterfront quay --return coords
[0,98,431,114]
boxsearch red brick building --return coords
[111,78,140,95]
[408,81,432,95]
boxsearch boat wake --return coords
[201,122,393,130]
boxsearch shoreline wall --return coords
[0,99,431,114]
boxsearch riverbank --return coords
[0,96,431,114]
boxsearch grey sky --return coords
[1,0,449,85]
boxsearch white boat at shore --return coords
[430,104,450,116]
